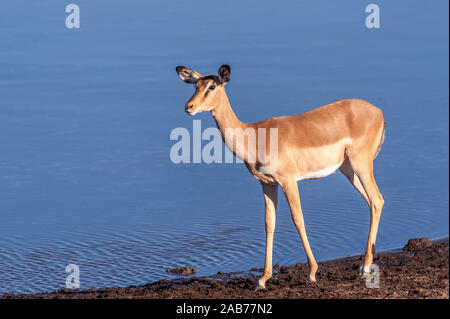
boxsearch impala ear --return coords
[176,66,202,84]
[218,65,231,84]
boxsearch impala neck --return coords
[211,93,251,161]
[211,92,248,135]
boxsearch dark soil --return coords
[2,238,448,299]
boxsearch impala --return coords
[176,65,385,290]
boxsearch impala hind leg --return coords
[256,182,278,290]
[281,179,318,282]
[350,159,384,274]
[339,158,369,203]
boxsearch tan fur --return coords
[177,66,385,290]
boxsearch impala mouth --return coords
[186,109,199,116]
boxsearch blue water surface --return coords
[0,0,448,293]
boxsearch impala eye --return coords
[209,85,216,90]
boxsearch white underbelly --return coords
[297,162,342,181]
[295,138,350,181]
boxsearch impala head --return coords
[176,65,231,115]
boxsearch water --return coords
[0,0,448,294]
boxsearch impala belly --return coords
[294,138,350,181]
[298,162,342,180]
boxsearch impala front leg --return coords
[281,178,318,282]
[256,182,278,291]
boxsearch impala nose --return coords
[185,104,193,112]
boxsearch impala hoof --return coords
[307,274,316,282]
[255,280,266,291]
[358,264,371,275]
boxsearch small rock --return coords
[403,238,433,252]
[273,263,281,271]
[166,266,197,276]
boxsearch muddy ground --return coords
[2,238,448,299]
